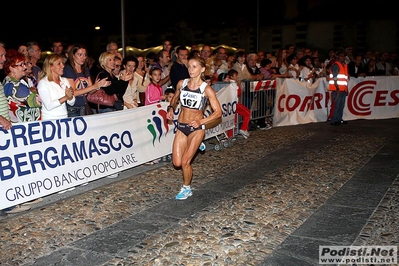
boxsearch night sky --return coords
[1,1,280,49]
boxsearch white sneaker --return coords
[239,129,250,139]
[106,173,119,178]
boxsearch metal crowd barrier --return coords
[211,79,277,134]
[240,79,277,126]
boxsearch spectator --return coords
[112,55,123,77]
[17,44,28,57]
[144,66,165,165]
[285,44,296,57]
[27,41,42,80]
[145,51,158,69]
[259,58,274,79]
[344,46,354,64]
[170,45,189,90]
[272,48,291,78]
[189,49,200,59]
[365,57,379,76]
[243,53,268,130]
[214,47,229,74]
[232,50,249,82]
[106,41,123,59]
[163,87,175,103]
[348,54,367,78]
[145,67,165,105]
[286,54,301,79]
[162,39,174,62]
[388,51,398,74]
[63,43,110,117]
[324,48,336,67]
[51,40,67,63]
[0,43,31,214]
[121,55,140,109]
[200,44,212,62]
[161,87,175,162]
[296,48,305,63]
[205,57,223,84]
[257,50,265,67]
[376,51,393,75]
[22,54,38,90]
[162,40,173,54]
[190,44,199,52]
[64,44,73,60]
[95,51,132,113]
[3,49,41,122]
[227,69,251,139]
[362,50,373,68]
[153,49,172,93]
[299,55,317,83]
[37,54,75,120]
[226,52,235,70]
[37,53,85,187]
[134,55,150,104]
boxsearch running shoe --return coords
[175,187,193,200]
[199,142,206,151]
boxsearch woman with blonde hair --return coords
[94,51,132,113]
[37,54,75,120]
[166,56,222,200]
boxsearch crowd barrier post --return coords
[240,79,277,125]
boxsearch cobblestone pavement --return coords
[0,118,398,266]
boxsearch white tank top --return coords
[179,78,208,110]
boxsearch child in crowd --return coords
[260,58,274,79]
[145,67,166,165]
[205,58,223,84]
[225,69,251,139]
[161,88,175,162]
[287,54,302,79]
[163,88,175,103]
[145,67,165,105]
[204,75,212,86]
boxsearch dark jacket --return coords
[95,70,129,110]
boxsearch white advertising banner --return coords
[344,76,399,120]
[205,82,238,139]
[274,78,329,126]
[0,85,237,209]
[274,76,399,127]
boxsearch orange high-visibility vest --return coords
[328,61,348,92]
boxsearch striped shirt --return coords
[0,83,10,121]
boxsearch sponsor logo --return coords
[147,104,172,146]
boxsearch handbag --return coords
[87,89,117,107]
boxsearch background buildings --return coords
[3,0,397,59]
